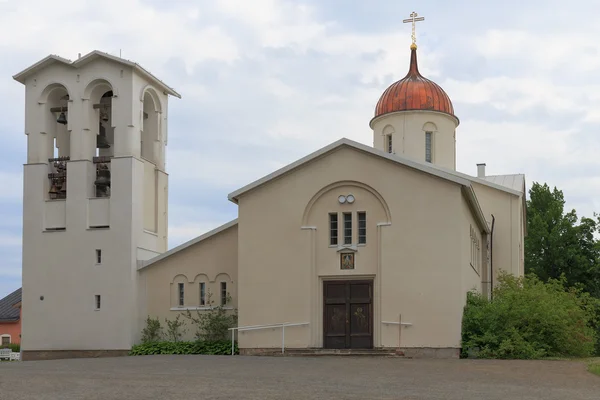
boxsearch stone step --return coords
[269,349,406,357]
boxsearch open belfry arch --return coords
[14,11,526,360]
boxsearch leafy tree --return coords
[141,316,163,343]
[525,182,600,297]
[462,273,598,359]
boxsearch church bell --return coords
[56,112,68,125]
[94,165,111,197]
[96,124,111,149]
[48,182,59,199]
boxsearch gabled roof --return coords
[138,219,238,271]
[227,138,492,234]
[0,288,21,322]
[13,50,181,98]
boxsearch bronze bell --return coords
[57,112,67,125]
[96,124,111,149]
[59,178,67,194]
[49,182,59,199]
[95,167,111,187]
[100,108,109,122]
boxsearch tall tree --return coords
[525,182,600,297]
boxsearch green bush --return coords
[141,316,163,343]
[0,343,20,352]
[129,340,237,356]
[462,273,598,359]
[182,291,238,341]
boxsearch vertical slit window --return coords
[178,283,184,307]
[95,295,101,310]
[358,212,367,244]
[95,249,102,264]
[199,282,206,306]
[425,131,432,163]
[221,282,227,306]
[343,212,352,245]
[387,134,393,153]
[329,213,338,246]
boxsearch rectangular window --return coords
[178,283,184,307]
[199,282,206,306]
[358,212,367,244]
[2,336,10,345]
[220,282,227,306]
[329,213,338,246]
[95,249,102,264]
[425,131,432,163]
[387,134,393,153]
[95,295,101,310]
[343,212,352,245]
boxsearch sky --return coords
[1,0,600,297]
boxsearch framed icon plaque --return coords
[340,253,355,270]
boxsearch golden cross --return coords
[402,11,425,48]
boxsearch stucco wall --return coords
[139,224,238,342]
[371,111,458,170]
[471,182,523,280]
[0,320,21,345]
[236,145,477,350]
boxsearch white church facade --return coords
[14,42,526,360]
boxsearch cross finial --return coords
[402,11,425,50]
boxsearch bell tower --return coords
[13,51,180,360]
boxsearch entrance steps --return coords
[275,348,405,357]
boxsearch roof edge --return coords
[138,219,238,271]
[462,185,491,234]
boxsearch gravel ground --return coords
[0,355,598,399]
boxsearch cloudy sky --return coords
[1,0,600,297]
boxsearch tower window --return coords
[95,295,101,310]
[199,282,206,306]
[386,134,393,153]
[329,213,338,246]
[425,131,432,163]
[178,283,184,307]
[95,249,102,264]
[343,212,352,245]
[358,212,367,244]
[220,282,227,306]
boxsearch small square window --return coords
[95,249,102,264]
[1,336,10,346]
[95,295,101,310]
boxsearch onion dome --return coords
[374,45,455,120]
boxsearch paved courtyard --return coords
[0,355,598,399]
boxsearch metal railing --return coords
[228,322,309,355]
[382,314,412,348]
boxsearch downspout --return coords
[490,214,495,300]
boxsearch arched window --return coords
[425,131,432,163]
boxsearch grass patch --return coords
[586,358,600,376]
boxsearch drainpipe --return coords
[490,214,495,300]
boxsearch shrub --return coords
[165,314,187,342]
[141,316,163,343]
[462,273,598,359]
[1,343,20,352]
[183,291,238,341]
[129,340,237,356]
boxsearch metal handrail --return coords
[228,322,309,355]
[381,321,413,326]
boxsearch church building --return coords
[14,29,526,360]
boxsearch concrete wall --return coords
[371,110,458,170]
[236,145,478,350]
[139,224,238,342]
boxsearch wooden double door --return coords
[323,280,373,349]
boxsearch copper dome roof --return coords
[374,47,455,121]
